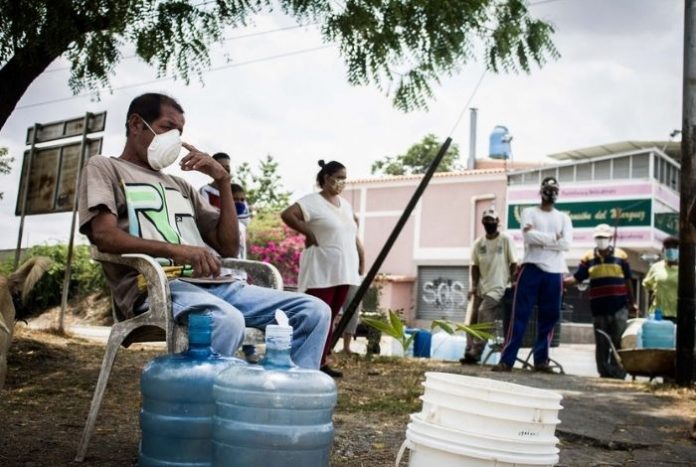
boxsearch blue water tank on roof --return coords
[489,125,512,160]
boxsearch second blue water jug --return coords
[139,311,245,467]
[642,318,676,349]
[212,318,337,466]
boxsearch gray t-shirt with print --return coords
[78,155,222,319]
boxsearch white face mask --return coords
[595,238,611,250]
[141,118,182,170]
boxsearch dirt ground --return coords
[1,315,696,466]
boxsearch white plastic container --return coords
[397,428,558,467]
[418,373,563,441]
[423,372,563,409]
[408,413,559,455]
[421,382,562,425]
[430,332,467,361]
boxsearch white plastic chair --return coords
[75,246,283,462]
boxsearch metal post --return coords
[58,113,91,333]
[330,137,453,349]
[467,108,477,170]
[677,0,696,386]
[14,123,40,270]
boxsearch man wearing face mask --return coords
[78,93,331,370]
[643,236,680,322]
[564,224,637,378]
[461,208,517,365]
[199,152,232,208]
[493,176,573,373]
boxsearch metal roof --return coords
[548,141,681,162]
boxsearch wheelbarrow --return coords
[596,329,675,381]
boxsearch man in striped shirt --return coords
[564,223,638,379]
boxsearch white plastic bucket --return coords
[419,373,563,441]
[422,382,562,424]
[424,372,563,408]
[396,428,558,467]
[420,398,559,441]
[408,413,559,455]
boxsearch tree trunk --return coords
[0,39,70,129]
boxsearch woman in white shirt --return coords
[281,160,365,377]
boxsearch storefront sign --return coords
[507,199,652,229]
[654,212,678,236]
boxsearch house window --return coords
[576,163,592,181]
[594,160,611,180]
[558,165,575,182]
[612,157,630,179]
[631,155,649,178]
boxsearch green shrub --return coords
[1,244,108,313]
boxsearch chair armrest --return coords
[90,246,171,323]
[220,258,284,290]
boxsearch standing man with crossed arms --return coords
[493,176,572,373]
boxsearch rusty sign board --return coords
[15,138,103,215]
[25,112,106,145]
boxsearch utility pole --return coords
[677,0,696,386]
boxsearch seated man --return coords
[78,92,330,369]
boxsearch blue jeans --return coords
[500,264,563,367]
[148,280,331,369]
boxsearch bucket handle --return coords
[395,438,412,467]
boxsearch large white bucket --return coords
[424,372,563,408]
[422,382,562,425]
[419,372,562,441]
[409,413,559,455]
[396,428,558,467]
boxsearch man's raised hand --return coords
[180,143,230,182]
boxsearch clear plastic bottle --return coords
[139,311,245,467]
[212,315,337,466]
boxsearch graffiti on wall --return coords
[421,277,467,310]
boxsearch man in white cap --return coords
[461,208,517,364]
[564,223,637,379]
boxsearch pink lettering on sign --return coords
[508,183,652,202]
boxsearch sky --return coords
[0,0,685,250]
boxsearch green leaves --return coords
[235,155,291,214]
[0,0,557,129]
[431,319,495,342]
[0,147,13,200]
[325,0,557,111]
[371,133,460,175]
[362,309,415,353]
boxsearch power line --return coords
[15,44,335,111]
[448,69,487,137]
[529,0,568,6]
[42,23,318,74]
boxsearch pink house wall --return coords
[345,171,509,325]
[363,215,415,276]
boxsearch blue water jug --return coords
[139,311,245,467]
[411,329,432,358]
[213,318,337,466]
[642,318,676,349]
